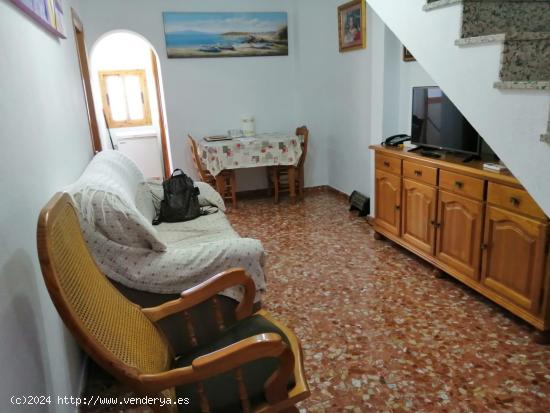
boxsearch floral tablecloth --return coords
[198,132,303,176]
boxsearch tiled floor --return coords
[83,189,550,412]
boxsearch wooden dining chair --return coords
[37,192,309,413]
[267,126,309,204]
[188,135,237,209]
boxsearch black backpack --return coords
[154,169,201,224]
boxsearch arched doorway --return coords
[90,31,172,179]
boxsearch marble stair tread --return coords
[461,1,550,38]
[455,33,506,46]
[423,0,463,11]
[493,80,550,90]
[456,31,549,45]
[499,32,550,82]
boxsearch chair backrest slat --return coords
[211,296,226,332]
[196,382,211,413]
[188,135,213,183]
[183,310,199,348]
[296,126,309,169]
[235,367,252,413]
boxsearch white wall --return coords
[0,0,93,411]
[368,0,550,215]
[397,55,435,137]
[295,0,378,197]
[77,0,318,191]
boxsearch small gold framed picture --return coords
[403,46,416,62]
[338,0,366,53]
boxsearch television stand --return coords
[419,150,442,159]
[407,146,423,153]
[462,154,481,163]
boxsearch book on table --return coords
[204,135,233,142]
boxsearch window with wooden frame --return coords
[99,69,152,128]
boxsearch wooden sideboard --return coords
[370,145,550,333]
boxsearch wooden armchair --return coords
[37,193,309,412]
[267,126,309,203]
[188,135,237,209]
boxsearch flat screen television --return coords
[411,86,480,155]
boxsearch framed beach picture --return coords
[338,0,366,52]
[162,12,289,58]
[11,0,66,38]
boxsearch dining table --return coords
[198,132,304,203]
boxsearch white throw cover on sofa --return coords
[66,150,266,303]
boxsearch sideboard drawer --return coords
[488,182,546,220]
[403,160,437,186]
[375,153,401,175]
[439,170,484,200]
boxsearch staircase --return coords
[367,0,550,214]
[429,0,550,90]
[426,0,549,138]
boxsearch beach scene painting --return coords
[163,12,288,58]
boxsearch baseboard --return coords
[235,188,270,199]
[236,185,350,200]
[325,185,349,200]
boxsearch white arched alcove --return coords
[90,30,172,178]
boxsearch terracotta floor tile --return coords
[82,190,550,412]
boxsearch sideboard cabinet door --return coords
[481,206,547,313]
[375,169,402,237]
[436,190,483,280]
[402,178,437,254]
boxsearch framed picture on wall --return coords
[11,0,65,38]
[403,46,416,62]
[338,0,366,52]
[162,12,288,58]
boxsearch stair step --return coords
[455,33,505,46]
[461,1,550,38]
[423,0,462,11]
[494,80,550,90]
[499,32,550,82]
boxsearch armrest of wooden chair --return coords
[137,332,294,404]
[142,268,255,322]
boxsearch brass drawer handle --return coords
[454,181,464,189]
[414,170,422,176]
[383,160,390,167]
[509,196,521,207]
[395,205,401,211]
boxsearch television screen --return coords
[411,86,480,155]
